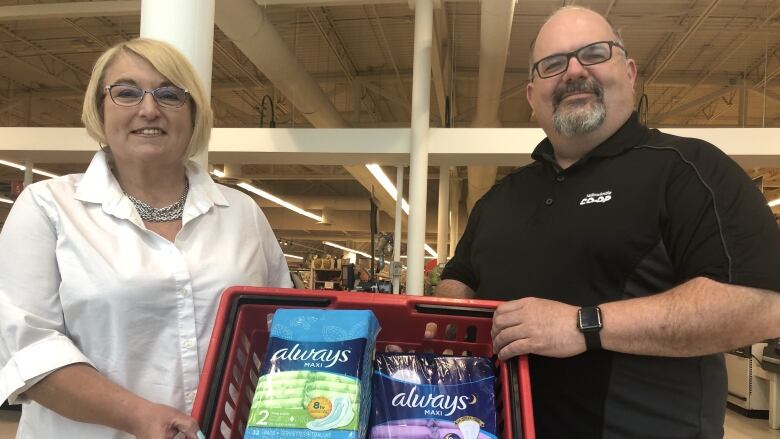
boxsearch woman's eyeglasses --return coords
[532,41,626,80]
[105,84,189,108]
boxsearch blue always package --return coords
[244,309,381,439]
[370,353,497,439]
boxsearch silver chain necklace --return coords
[125,178,189,222]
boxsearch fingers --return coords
[172,416,201,439]
[496,338,534,361]
[424,322,437,339]
[492,322,529,357]
[491,298,533,337]
[384,344,404,352]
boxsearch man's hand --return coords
[491,297,584,360]
[131,402,202,439]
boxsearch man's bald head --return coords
[528,7,625,81]
[525,5,637,150]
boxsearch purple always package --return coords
[370,353,497,439]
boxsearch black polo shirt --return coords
[442,113,780,438]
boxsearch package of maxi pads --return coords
[244,309,381,439]
[370,353,497,439]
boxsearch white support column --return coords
[393,166,404,294]
[449,166,460,258]
[739,74,748,127]
[23,161,33,187]
[140,0,215,169]
[436,165,449,264]
[406,0,433,296]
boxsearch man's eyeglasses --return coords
[532,41,626,80]
[105,84,189,108]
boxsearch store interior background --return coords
[0,0,779,437]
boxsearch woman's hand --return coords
[131,402,202,439]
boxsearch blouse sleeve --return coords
[0,185,93,404]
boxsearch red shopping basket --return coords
[192,287,535,439]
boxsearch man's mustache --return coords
[553,79,604,108]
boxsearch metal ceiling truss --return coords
[306,6,382,122]
[652,3,780,121]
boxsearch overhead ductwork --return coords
[215,0,401,222]
[467,0,515,214]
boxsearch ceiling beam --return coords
[604,0,618,17]
[645,0,721,85]
[0,24,91,80]
[4,126,780,168]
[0,1,140,22]
[364,5,410,118]
[748,88,780,108]
[0,49,84,94]
[653,86,738,123]
[62,18,111,50]
[649,4,780,118]
[307,7,381,122]
[0,99,23,115]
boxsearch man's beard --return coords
[551,78,606,137]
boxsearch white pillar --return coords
[406,0,434,296]
[393,166,404,294]
[140,0,215,169]
[436,166,449,264]
[739,74,748,127]
[23,161,33,187]
[449,167,460,258]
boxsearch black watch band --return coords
[578,306,603,351]
[582,329,602,351]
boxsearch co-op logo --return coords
[580,191,612,205]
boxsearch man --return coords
[438,6,780,438]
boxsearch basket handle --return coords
[413,303,495,319]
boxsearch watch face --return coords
[579,307,602,331]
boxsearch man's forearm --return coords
[600,277,780,357]
[23,363,146,435]
[434,279,475,299]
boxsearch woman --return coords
[0,39,291,438]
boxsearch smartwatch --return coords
[577,306,603,351]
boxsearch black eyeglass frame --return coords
[531,40,627,80]
[104,84,190,108]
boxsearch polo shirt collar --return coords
[531,112,649,167]
[74,151,230,224]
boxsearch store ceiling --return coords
[0,0,778,258]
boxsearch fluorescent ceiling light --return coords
[322,241,410,271]
[769,198,780,207]
[210,168,323,222]
[400,255,437,260]
[323,241,375,260]
[237,182,323,222]
[284,253,304,260]
[366,164,437,257]
[0,196,13,204]
[366,164,409,214]
[0,159,59,179]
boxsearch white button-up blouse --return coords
[0,151,292,438]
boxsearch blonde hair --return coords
[81,38,213,159]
